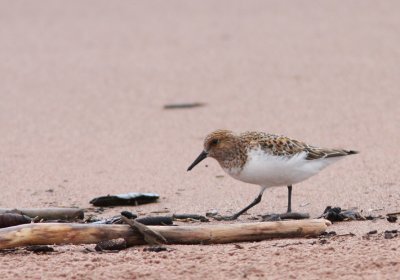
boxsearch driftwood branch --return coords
[0,208,84,221]
[0,219,330,250]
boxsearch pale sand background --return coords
[0,1,399,279]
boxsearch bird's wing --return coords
[304,146,358,160]
[242,132,358,159]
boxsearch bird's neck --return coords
[216,141,248,170]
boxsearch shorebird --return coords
[187,130,358,220]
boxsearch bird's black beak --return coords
[187,150,208,171]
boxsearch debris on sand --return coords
[319,206,366,222]
[387,216,398,223]
[172,214,209,222]
[0,208,84,221]
[205,209,219,217]
[384,230,398,239]
[25,245,54,253]
[0,213,31,228]
[90,212,173,226]
[386,212,398,223]
[163,102,205,109]
[121,212,167,245]
[90,193,159,207]
[95,238,127,252]
[262,212,310,221]
[135,216,173,226]
[143,246,169,252]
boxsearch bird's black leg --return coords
[287,185,292,213]
[222,187,267,220]
[263,185,310,221]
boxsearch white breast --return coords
[223,148,341,187]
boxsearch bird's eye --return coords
[211,139,219,145]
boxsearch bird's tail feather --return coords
[325,149,359,158]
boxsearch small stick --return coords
[0,208,84,220]
[120,216,167,245]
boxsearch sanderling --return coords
[187,130,358,220]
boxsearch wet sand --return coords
[0,1,399,279]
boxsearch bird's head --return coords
[187,130,236,171]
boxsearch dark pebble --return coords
[368,230,378,235]
[384,232,394,239]
[383,230,398,239]
[387,216,398,223]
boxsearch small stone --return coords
[368,230,378,235]
[387,216,398,223]
[384,231,395,239]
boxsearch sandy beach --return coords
[0,1,399,279]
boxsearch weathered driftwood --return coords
[0,219,330,249]
[0,208,84,221]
